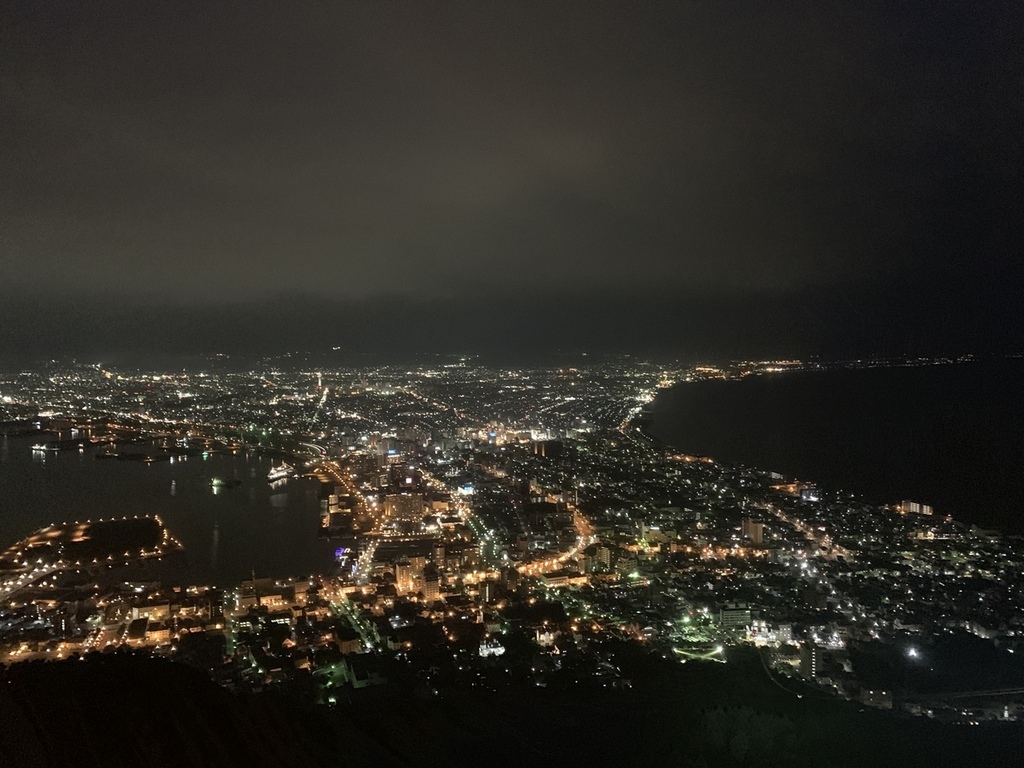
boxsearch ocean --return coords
[647,359,1024,533]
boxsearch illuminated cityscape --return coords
[2,356,1023,737]
[3,1,1022,764]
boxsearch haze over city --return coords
[2,1,1021,364]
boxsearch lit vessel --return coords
[267,463,294,482]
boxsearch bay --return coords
[647,359,1024,533]
[0,436,335,586]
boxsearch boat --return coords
[267,463,294,482]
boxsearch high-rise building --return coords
[423,564,441,602]
[718,602,752,631]
[479,579,498,604]
[800,644,824,678]
[209,589,224,621]
[897,500,934,516]
[499,566,520,591]
[395,559,415,593]
[742,517,764,546]
[385,492,425,523]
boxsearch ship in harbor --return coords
[267,463,294,483]
[32,440,87,452]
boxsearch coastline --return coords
[639,359,1024,535]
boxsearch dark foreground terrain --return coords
[1,647,1021,768]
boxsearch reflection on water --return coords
[211,521,219,572]
[0,436,336,585]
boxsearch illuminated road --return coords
[762,504,853,561]
[330,593,378,651]
[516,503,595,577]
[420,469,507,574]
[353,540,379,584]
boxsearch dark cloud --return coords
[0,1,1021,359]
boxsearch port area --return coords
[0,516,182,600]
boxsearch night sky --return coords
[1,2,1021,365]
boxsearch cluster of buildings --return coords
[0,355,1021,721]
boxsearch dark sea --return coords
[648,359,1024,533]
[0,437,336,586]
